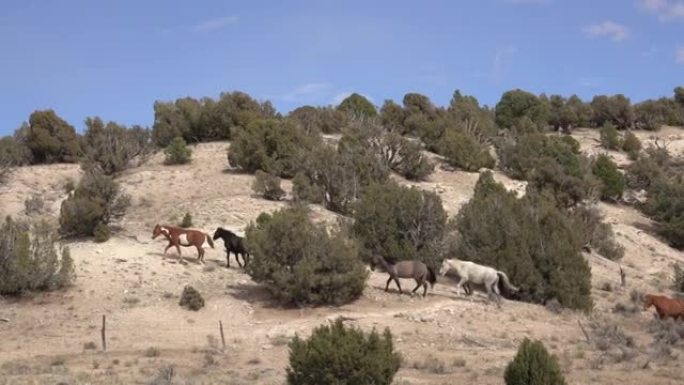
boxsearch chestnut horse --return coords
[152,224,214,264]
[643,294,684,320]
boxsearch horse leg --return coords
[236,251,244,268]
[484,280,494,303]
[164,245,172,256]
[197,245,204,264]
[492,281,502,308]
[454,277,467,296]
[394,278,403,294]
[385,276,393,292]
[411,279,423,295]
[423,281,428,297]
[175,244,183,263]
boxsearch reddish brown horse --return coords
[152,224,214,264]
[643,294,684,320]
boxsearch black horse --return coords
[212,227,249,268]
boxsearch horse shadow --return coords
[221,167,253,175]
[224,280,282,309]
[145,251,218,266]
[368,282,464,302]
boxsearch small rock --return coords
[95,249,103,254]
[261,344,273,350]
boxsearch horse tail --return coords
[426,266,437,288]
[497,271,518,292]
[205,233,215,249]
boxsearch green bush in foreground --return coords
[504,339,566,385]
[287,319,402,385]
[179,285,205,311]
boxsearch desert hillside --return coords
[1,128,683,385]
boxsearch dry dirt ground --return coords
[0,128,683,385]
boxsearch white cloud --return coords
[639,0,668,10]
[582,21,630,41]
[281,83,332,102]
[637,0,684,21]
[578,77,605,88]
[193,15,239,32]
[641,45,659,57]
[676,46,684,63]
[492,45,518,82]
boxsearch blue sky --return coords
[1,0,683,135]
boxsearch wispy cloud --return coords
[279,82,332,102]
[492,45,518,83]
[637,0,684,21]
[578,77,605,88]
[676,46,684,63]
[641,45,659,57]
[582,21,630,41]
[193,15,239,32]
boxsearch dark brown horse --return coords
[375,257,436,297]
[643,294,684,320]
[152,224,214,264]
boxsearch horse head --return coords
[152,224,169,240]
[212,227,223,240]
[152,224,162,239]
[438,259,452,276]
[365,256,378,271]
[643,294,655,311]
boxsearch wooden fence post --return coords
[101,315,107,352]
[219,320,226,351]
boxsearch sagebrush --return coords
[0,217,75,295]
[352,181,447,269]
[59,166,130,238]
[504,339,566,385]
[455,172,592,310]
[163,136,192,165]
[287,319,402,385]
[252,170,286,201]
[245,206,368,306]
[179,285,205,311]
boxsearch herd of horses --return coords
[151,223,684,320]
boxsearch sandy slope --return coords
[0,129,683,385]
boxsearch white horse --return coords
[439,258,519,305]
